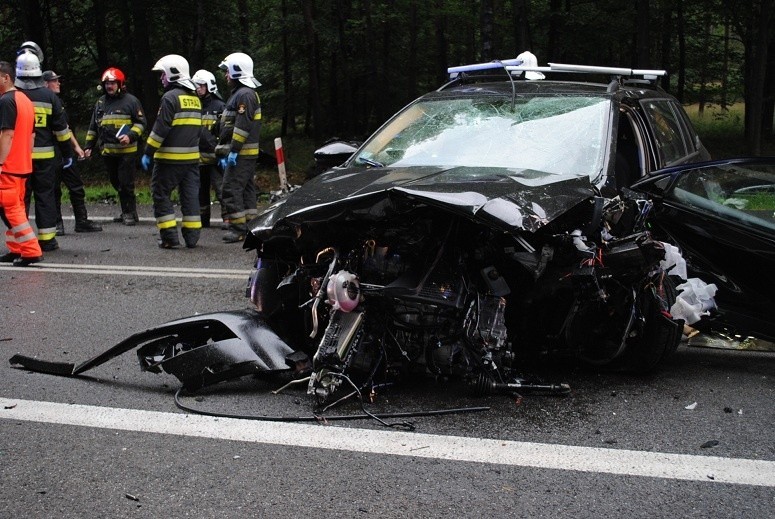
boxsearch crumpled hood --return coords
[250,165,598,238]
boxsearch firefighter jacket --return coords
[144,86,202,165]
[19,87,72,162]
[84,91,146,156]
[217,85,261,159]
[199,94,225,165]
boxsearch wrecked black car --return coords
[12,61,775,410]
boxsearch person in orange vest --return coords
[0,60,43,266]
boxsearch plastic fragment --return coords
[685,402,697,410]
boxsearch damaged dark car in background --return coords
[12,60,775,415]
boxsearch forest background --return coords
[1,0,773,180]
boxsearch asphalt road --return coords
[1,204,773,518]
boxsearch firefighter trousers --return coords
[199,163,224,224]
[1,172,42,258]
[55,160,89,222]
[151,162,201,247]
[24,158,59,242]
[221,157,257,231]
[103,154,137,215]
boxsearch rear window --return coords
[641,100,691,165]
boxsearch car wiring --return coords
[173,381,490,430]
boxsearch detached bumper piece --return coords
[10,309,295,391]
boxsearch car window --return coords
[353,95,611,180]
[669,163,775,234]
[641,100,690,166]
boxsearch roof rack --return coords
[447,60,666,81]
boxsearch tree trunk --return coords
[676,0,686,103]
[636,0,651,68]
[745,0,774,154]
[281,0,291,136]
[191,0,206,69]
[18,0,46,50]
[512,0,531,53]
[434,1,448,83]
[660,3,673,94]
[302,0,322,139]
[481,0,494,61]
[128,0,158,128]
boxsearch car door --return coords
[632,158,775,342]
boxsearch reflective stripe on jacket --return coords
[217,85,261,158]
[19,87,72,161]
[199,94,225,165]
[144,87,202,164]
[85,92,147,155]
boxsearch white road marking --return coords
[1,397,773,487]
[0,263,250,279]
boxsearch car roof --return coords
[422,78,675,105]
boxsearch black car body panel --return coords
[249,166,598,238]
[633,158,775,341]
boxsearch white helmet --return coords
[17,41,44,63]
[192,69,220,96]
[16,52,42,78]
[152,54,195,90]
[218,52,261,88]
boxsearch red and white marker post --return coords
[274,137,289,193]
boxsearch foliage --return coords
[0,0,771,153]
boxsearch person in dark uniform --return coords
[141,54,202,249]
[192,69,226,228]
[43,70,102,234]
[217,52,262,243]
[15,50,73,252]
[83,67,146,226]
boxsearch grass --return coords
[685,102,775,158]
[72,131,315,204]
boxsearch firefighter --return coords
[217,52,262,243]
[83,67,146,226]
[43,70,102,234]
[0,60,42,266]
[141,54,202,249]
[15,50,73,252]
[192,69,226,228]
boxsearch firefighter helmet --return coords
[218,52,261,88]
[152,54,195,90]
[192,69,220,95]
[15,52,42,78]
[101,67,126,91]
[17,41,44,63]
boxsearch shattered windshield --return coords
[353,95,611,179]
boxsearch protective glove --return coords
[227,151,238,167]
[63,157,74,169]
[141,154,152,171]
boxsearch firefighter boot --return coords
[39,238,59,252]
[182,228,200,249]
[222,222,246,243]
[55,219,66,236]
[75,219,103,232]
[73,199,103,232]
[158,228,181,249]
